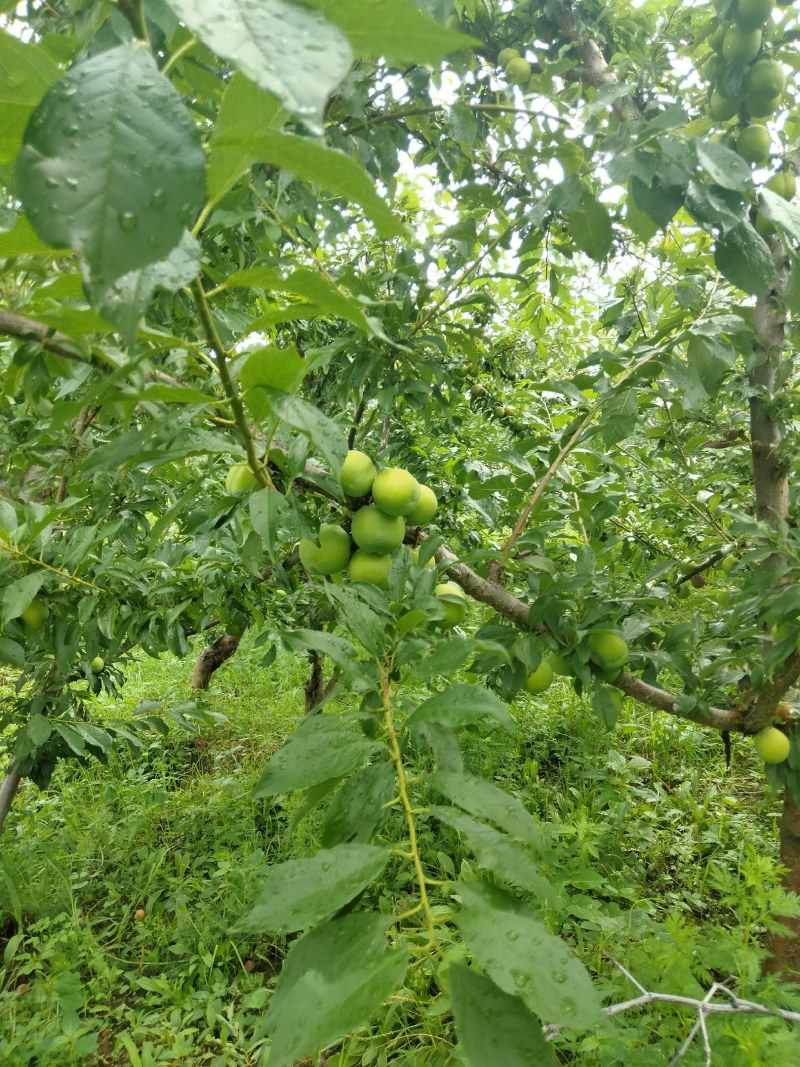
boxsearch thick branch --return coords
[0,758,22,835]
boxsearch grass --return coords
[1,633,799,1065]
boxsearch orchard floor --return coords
[2,636,800,1065]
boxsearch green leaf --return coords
[262,389,348,476]
[0,637,25,667]
[263,913,407,1066]
[324,584,389,660]
[696,140,753,193]
[631,177,684,229]
[428,772,542,851]
[84,230,201,341]
[282,629,364,678]
[0,30,60,165]
[714,220,775,296]
[429,806,552,899]
[163,0,352,134]
[304,0,475,64]
[253,716,380,798]
[17,46,205,286]
[240,344,307,421]
[207,72,286,198]
[759,189,800,243]
[455,880,604,1030]
[249,487,289,558]
[414,636,476,678]
[26,713,53,747]
[407,683,515,732]
[236,844,389,933]
[449,964,557,1067]
[0,213,62,256]
[321,762,396,848]
[1,572,45,627]
[566,190,613,262]
[210,129,404,238]
[224,267,371,330]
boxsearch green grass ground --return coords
[1,636,799,1065]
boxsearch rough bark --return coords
[304,653,337,714]
[764,789,800,978]
[191,632,243,690]
[0,758,22,835]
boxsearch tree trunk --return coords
[191,631,243,690]
[0,758,22,835]
[763,789,800,977]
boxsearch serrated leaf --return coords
[322,762,396,848]
[759,188,800,243]
[304,0,475,64]
[414,636,476,678]
[262,388,347,476]
[566,191,613,262]
[1,572,45,627]
[240,344,307,422]
[696,140,753,193]
[429,806,552,899]
[224,267,371,330]
[0,30,60,165]
[249,487,288,557]
[428,772,542,851]
[253,716,380,798]
[236,844,389,933]
[207,72,286,198]
[263,913,407,1065]
[0,637,25,667]
[164,0,352,134]
[449,964,557,1067]
[209,129,404,238]
[455,880,604,1030]
[714,220,775,296]
[407,683,515,732]
[324,584,388,659]
[84,230,201,341]
[17,46,205,286]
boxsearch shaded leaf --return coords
[1,572,45,627]
[249,487,289,557]
[322,762,396,848]
[0,31,60,165]
[262,388,348,476]
[263,913,407,1066]
[450,964,557,1067]
[407,683,515,732]
[714,220,775,296]
[253,716,380,798]
[236,844,388,933]
[428,772,542,851]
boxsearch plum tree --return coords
[754,727,791,763]
[351,506,405,553]
[299,524,351,576]
[348,550,393,588]
[371,468,420,516]
[434,582,467,628]
[340,450,377,497]
[406,484,438,525]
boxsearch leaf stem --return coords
[191,279,274,490]
[381,663,437,949]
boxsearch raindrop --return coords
[511,969,529,989]
[150,188,166,208]
[45,177,59,189]
[552,971,567,984]
[560,996,577,1015]
[63,125,79,137]
[118,211,138,232]
[65,178,79,190]
[505,929,520,941]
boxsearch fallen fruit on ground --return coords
[299,523,351,576]
[406,484,438,525]
[587,630,629,670]
[524,659,554,694]
[134,908,146,920]
[351,505,406,553]
[753,726,790,764]
[340,449,377,497]
[435,581,467,628]
[348,550,393,588]
[225,462,258,494]
[371,468,421,516]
